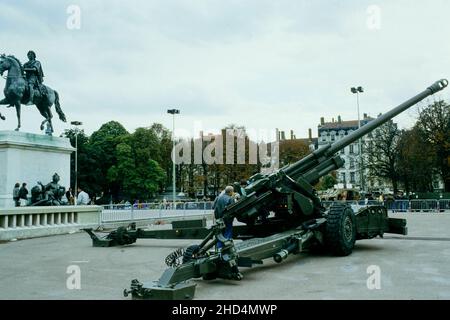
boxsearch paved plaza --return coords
[0,213,449,300]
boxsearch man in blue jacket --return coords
[213,185,235,249]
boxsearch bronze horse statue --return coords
[0,54,66,134]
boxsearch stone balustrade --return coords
[0,205,101,241]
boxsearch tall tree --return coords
[107,142,166,201]
[63,129,97,195]
[396,127,434,193]
[364,120,401,193]
[89,121,129,199]
[149,123,173,186]
[279,139,311,167]
[416,100,450,191]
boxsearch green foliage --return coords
[65,121,170,202]
[107,129,167,201]
[63,128,99,196]
[132,124,173,185]
[317,174,337,191]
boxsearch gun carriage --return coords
[85,79,448,300]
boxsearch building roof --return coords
[319,117,375,131]
[278,137,318,145]
[319,120,359,130]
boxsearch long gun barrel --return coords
[227,79,448,224]
[122,79,448,300]
[283,79,449,183]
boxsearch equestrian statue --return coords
[0,50,66,135]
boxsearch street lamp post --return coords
[71,121,83,205]
[351,86,364,192]
[167,109,180,208]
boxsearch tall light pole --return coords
[351,86,364,192]
[167,109,180,208]
[71,121,83,205]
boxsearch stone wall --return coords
[0,130,75,208]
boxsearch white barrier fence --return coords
[101,202,213,223]
[322,199,450,213]
[100,199,450,224]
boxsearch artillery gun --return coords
[114,80,448,299]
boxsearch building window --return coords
[340,148,345,155]
[341,173,346,183]
[350,172,355,183]
[349,144,354,154]
[349,159,354,169]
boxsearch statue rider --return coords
[23,50,44,105]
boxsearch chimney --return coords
[363,113,367,119]
[338,115,342,123]
[320,117,324,125]
[281,131,286,140]
[290,130,294,140]
[308,128,312,140]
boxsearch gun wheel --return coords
[182,244,201,264]
[325,204,356,256]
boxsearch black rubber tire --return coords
[182,244,200,264]
[325,204,356,256]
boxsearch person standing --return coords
[213,185,242,279]
[213,186,236,248]
[66,187,74,205]
[18,183,29,206]
[76,187,90,205]
[13,183,20,207]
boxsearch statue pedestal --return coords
[0,131,75,208]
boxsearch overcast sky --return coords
[1,0,449,141]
